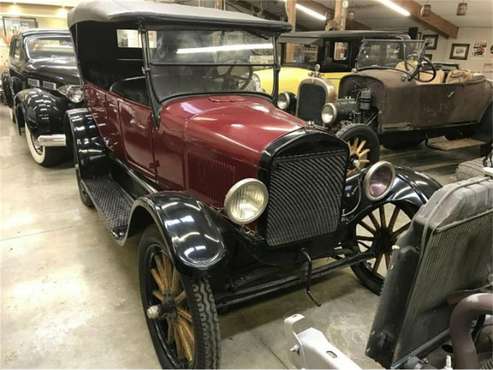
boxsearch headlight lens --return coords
[58,85,84,103]
[363,161,396,201]
[277,92,291,111]
[224,179,268,225]
[321,103,337,125]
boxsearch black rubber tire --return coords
[138,225,220,369]
[336,124,380,173]
[381,133,424,150]
[349,203,418,295]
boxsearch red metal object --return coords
[85,83,305,207]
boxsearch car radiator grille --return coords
[264,148,347,247]
[297,84,326,123]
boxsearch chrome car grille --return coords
[264,147,348,247]
[297,84,326,123]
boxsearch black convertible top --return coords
[280,30,407,45]
[68,0,291,32]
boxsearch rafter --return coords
[393,0,458,38]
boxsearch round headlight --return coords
[363,161,396,201]
[224,179,268,225]
[321,103,337,125]
[58,85,84,103]
[277,92,291,111]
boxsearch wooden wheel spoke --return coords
[176,320,194,363]
[171,269,180,296]
[162,255,173,291]
[174,326,184,360]
[177,307,193,323]
[393,222,411,238]
[167,318,174,344]
[357,139,367,153]
[175,290,186,306]
[357,235,374,242]
[373,254,383,273]
[359,148,370,157]
[359,159,370,164]
[359,220,376,235]
[352,137,359,151]
[151,268,165,294]
[368,212,380,229]
[379,206,387,229]
[154,256,168,291]
[388,206,401,232]
[153,290,164,302]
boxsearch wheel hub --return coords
[147,294,177,320]
[373,228,394,255]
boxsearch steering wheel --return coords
[405,53,437,83]
[205,59,253,90]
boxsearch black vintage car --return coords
[7,29,83,166]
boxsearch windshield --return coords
[282,42,319,66]
[148,28,276,101]
[25,35,74,60]
[356,39,426,72]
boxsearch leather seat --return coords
[395,61,445,84]
[110,76,149,106]
[446,69,474,84]
[366,176,493,368]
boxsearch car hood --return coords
[25,58,80,85]
[164,95,305,166]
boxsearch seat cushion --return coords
[446,69,474,84]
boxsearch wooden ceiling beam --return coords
[393,0,458,38]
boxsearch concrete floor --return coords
[0,104,481,368]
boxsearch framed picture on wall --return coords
[423,34,438,50]
[2,16,38,38]
[450,43,470,60]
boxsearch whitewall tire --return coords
[25,125,65,167]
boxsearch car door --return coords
[9,36,25,95]
[118,98,155,177]
[415,83,453,128]
[447,78,491,124]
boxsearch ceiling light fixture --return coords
[281,0,326,22]
[374,0,411,17]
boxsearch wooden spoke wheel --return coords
[139,226,220,369]
[347,137,371,176]
[336,124,380,176]
[349,202,417,294]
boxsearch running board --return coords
[82,176,133,240]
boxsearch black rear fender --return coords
[127,193,227,275]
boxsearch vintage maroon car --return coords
[67,1,441,368]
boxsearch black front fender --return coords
[345,166,442,223]
[15,88,67,134]
[128,192,227,274]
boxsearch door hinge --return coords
[149,160,160,169]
